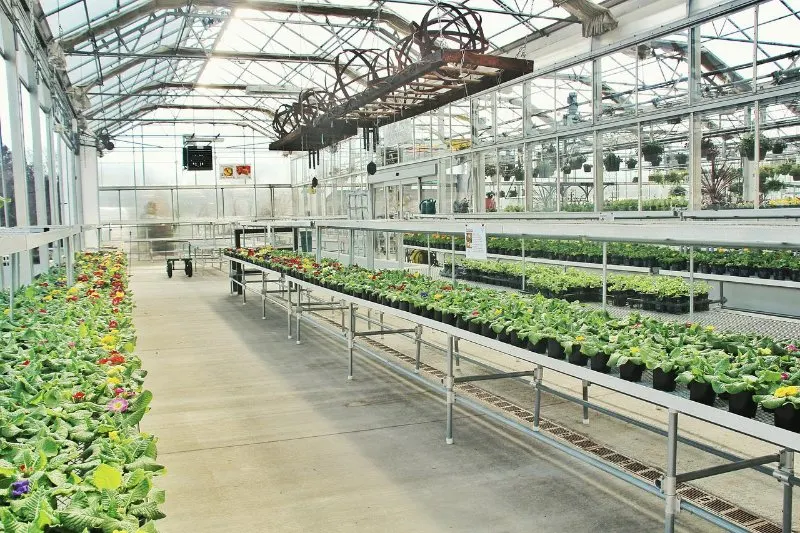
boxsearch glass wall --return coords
[290,1,800,216]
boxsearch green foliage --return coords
[0,252,164,531]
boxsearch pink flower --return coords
[782,373,790,381]
[788,344,798,353]
[107,398,129,413]
[68,342,76,348]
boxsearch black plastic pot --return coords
[652,368,677,391]
[422,307,434,319]
[546,338,565,359]
[442,312,455,325]
[481,322,494,337]
[619,361,644,382]
[469,320,482,334]
[509,331,526,348]
[728,390,757,418]
[433,310,443,322]
[456,316,469,330]
[567,346,588,366]
[688,381,716,405]
[774,404,800,432]
[409,303,419,315]
[497,329,512,344]
[527,338,547,354]
[590,353,611,373]
[399,301,410,312]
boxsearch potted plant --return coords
[641,141,664,166]
[604,153,622,172]
[626,157,637,169]
[583,163,593,172]
[700,138,718,160]
[507,188,519,198]
[562,164,572,176]
[739,133,771,161]
[570,154,587,170]
[772,139,787,155]
[792,164,800,182]
[755,385,800,432]
[675,152,688,166]
[608,346,649,382]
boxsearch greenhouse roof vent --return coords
[553,0,618,37]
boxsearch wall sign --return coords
[220,164,252,179]
[465,223,487,260]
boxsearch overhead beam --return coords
[76,46,334,89]
[89,103,275,121]
[86,81,295,115]
[57,0,410,51]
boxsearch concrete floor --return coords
[133,263,714,532]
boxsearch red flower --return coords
[112,307,120,314]
[112,297,122,305]
[248,249,256,257]
[113,273,122,280]
[109,320,118,329]
[72,391,85,401]
[471,310,479,316]
[21,360,30,366]
[98,358,110,365]
[77,274,89,282]
[39,309,47,314]
[109,355,126,365]
[782,373,790,381]
[40,282,49,287]
[66,295,78,302]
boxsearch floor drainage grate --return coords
[754,522,784,533]
[310,312,790,533]
[724,508,762,526]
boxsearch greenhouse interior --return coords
[4,0,800,531]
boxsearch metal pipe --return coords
[446,333,454,444]
[348,302,355,380]
[582,380,590,425]
[414,324,422,374]
[780,449,794,533]
[533,365,543,431]
[287,280,293,340]
[355,328,417,337]
[689,248,695,321]
[453,370,537,383]
[454,336,461,367]
[602,242,607,311]
[296,285,302,345]
[673,454,779,485]
[451,235,456,286]
[664,410,679,533]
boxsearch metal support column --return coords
[602,242,608,310]
[533,365,543,431]
[664,410,679,533]
[582,380,590,424]
[689,248,695,321]
[65,236,74,287]
[454,336,461,367]
[295,284,302,345]
[287,280,293,340]
[521,238,526,291]
[242,268,247,304]
[445,333,454,444]
[450,235,456,285]
[348,302,355,380]
[426,233,432,277]
[414,324,422,373]
[778,449,794,532]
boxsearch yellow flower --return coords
[705,325,715,332]
[413,272,420,278]
[494,309,502,316]
[115,291,125,298]
[106,367,122,376]
[575,335,585,342]
[526,308,533,314]
[101,334,116,345]
[112,530,128,533]
[107,377,122,386]
[43,295,53,302]
[433,293,444,300]
[108,431,120,442]
[758,347,772,356]
[630,347,640,354]
[774,386,800,398]
[3,308,9,315]
[67,286,79,295]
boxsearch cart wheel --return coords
[166,262,173,278]
[185,261,193,278]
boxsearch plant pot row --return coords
[695,263,800,281]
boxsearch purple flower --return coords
[420,292,429,298]
[107,397,129,413]
[10,479,30,498]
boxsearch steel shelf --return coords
[226,255,800,451]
